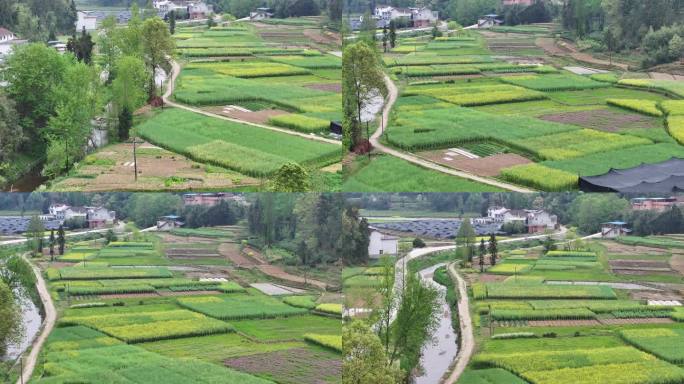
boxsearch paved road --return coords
[15,254,56,384]
[444,262,474,384]
[162,60,341,146]
[0,223,127,247]
[369,74,533,193]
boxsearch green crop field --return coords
[177,293,309,320]
[353,27,684,192]
[137,109,340,177]
[35,327,274,384]
[343,155,502,192]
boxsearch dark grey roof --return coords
[373,219,503,239]
[0,217,61,235]
[579,158,684,193]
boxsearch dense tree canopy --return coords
[0,0,76,41]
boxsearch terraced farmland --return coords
[462,236,684,384]
[350,25,684,192]
[31,224,341,384]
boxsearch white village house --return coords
[368,229,399,258]
[601,221,631,238]
[153,0,213,19]
[0,27,16,43]
[157,215,184,231]
[372,5,438,28]
[47,204,116,229]
[76,11,99,31]
[487,206,558,233]
[250,7,274,20]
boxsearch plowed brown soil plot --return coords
[418,150,532,177]
[219,243,256,267]
[224,347,341,384]
[166,248,222,259]
[98,293,161,299]
[303,28,341,46]
[204,106,288,125]
[603,241,670,255]
[257,265,327,290]
[478,274,508,283]
[610,259,676,276]
[599,318,674,325]
[539,109,661,132]
[526,320,602,327]
[157,290,222,296]
[672,255,684,276]
[49,142,257,191]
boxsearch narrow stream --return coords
[414,263,458,384]
[2,287,41,362]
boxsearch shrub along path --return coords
[368,73,532,192]
[162,60,341,146]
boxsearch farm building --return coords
[601,221,631,238]
[87,207,116,229]
[579,158,684,193]
[76,11,98,31]
[250,7,274,20]
[631,197,684,212]
[372,5,438,28]
[368,229,399,258]
[157,215,184,231]
[0,28,16,43]
[527,210,558,233]
[47,204,116,228]
[182,192,246,207]
[487,206,557,233]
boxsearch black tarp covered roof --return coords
[579,158,684,193]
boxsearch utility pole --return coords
[130,137,144,181]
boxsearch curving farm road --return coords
[15,255,56,384]
[369,74,533,193]
[162,60,341,146]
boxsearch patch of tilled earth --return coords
[225,347,341,384]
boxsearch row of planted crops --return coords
[34,238,342,383]
[136,22,342,180]
[460,243,684,384]
[381,28,684,191]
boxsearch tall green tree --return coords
[478,238,486,272]
[0,281,22,357]
[388,20,396,48]
[488,233,498,266]
[387,273,439,374]
[49,229,55,261]
[57,225,65,255]
[25,215,44,255]
[141,17,175,98]
[343,321,401,384]
[118,106,133,142]
[5,43,67,142]
[455,219,476,263]
[342,41,386,150]
[169,10,176,34]
[0,90,24,165]
[43,59,101,178]
[112,55,150,112]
